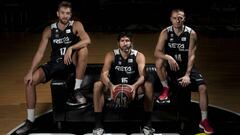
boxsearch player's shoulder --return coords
[160,27,170,35]
[106,50,115,58]
[135,50,145,60]
[72,20,83,27]
[42,25,51,36]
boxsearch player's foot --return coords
[142,126,155,135]
[156,87,170,104]
[93,128,105,135]
[199,118,214,134]
[15,119,33,135]
[66,89,87,106]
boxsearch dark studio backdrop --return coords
[1,0,240,35]
[0,2,240,134]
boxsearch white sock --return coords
[27,109,35,122]
[161,80,169,88]
[74,79,83,90]
[201,111,207,121]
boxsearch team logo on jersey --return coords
[170,38,174,42]
[55,34,59,38]
[128,59,133,63]
[118,61,122,65]
[66,29,71,33]
[181,37,186,41]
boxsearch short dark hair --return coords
[58,1,72,10]
[117,32,133,42]
[171,8,185,16]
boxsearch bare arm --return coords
[154,28,179,71]
[154,28,169,60]
[178,30,197,87]
[132,52,145,88]
[71,21,91,50]
[28,27,51,73]
[185,30,197,76]
[24,27,50,84]
[100,51,114,90]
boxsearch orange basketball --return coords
[112,84,133,107]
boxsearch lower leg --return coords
[198,85,214,133]
[143,82,154,127]
[75,47,88,90]
[155,59,168,84]
[25,84,36,122]
[93,82,104,112]
[25,69,45,122]
[199,85,208,120]
[156,59,169,100]
[93,81,105,128]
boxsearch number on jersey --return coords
[60,47,66,55]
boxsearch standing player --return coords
[154,9,214,134]
[92,32,155,135]
[15,1,90,135]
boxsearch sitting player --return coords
[15,1,90,135]
[154,9,214,134]
[92,32,155,135]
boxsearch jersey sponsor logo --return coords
[66,29,71,33]
[181,37,187,41]
[115,66,136,74]
[53,37,71,44]
[128,59,133,63]
[168,43,185,49]
[115,66,132,72]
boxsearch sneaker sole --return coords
[156,99,170,104]
[66,102,87,106]
[199,124,214,134]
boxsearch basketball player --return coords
[15,1,90,135]
[92,32,154,135]
[154,9,214,134]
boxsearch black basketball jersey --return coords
[165,25,192,76]
[109,49,139,85]
[50,21,79,62]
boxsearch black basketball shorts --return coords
[39,61,75,83]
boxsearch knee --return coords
[25,80,38,89]
[93,81,103,93]
[199,84,207,94]
[144,81,153,94]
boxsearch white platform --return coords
[29,134,76,135]
[131,133,180,135]
[83,133,127,135]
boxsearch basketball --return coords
[112,84,133,107]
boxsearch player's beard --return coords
[59,18,69,25]
[120,44,132,53]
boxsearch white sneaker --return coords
[93,128,104,135]
[142,126,155,135]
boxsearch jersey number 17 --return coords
[60,47,66,55]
